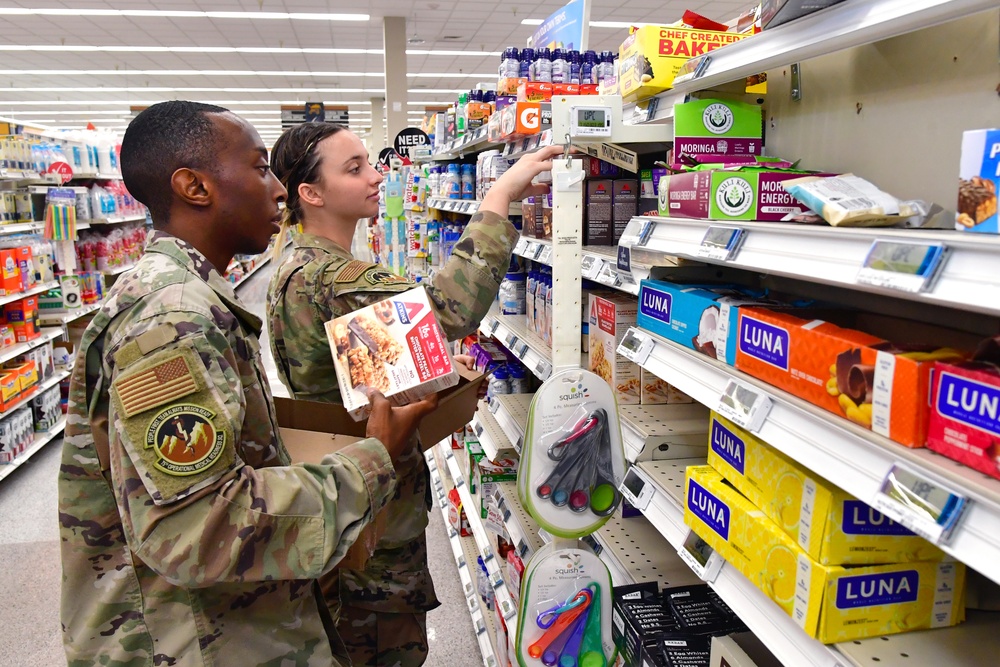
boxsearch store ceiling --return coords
[0,0,750,143]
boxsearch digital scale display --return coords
[578,108,606,128]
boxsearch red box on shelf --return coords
[0,249,20,297]
[4,296,39,343]
[928,358,1000,479]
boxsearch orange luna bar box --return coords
[734,307,970,448]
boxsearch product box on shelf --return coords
[14,246,34,290]
[589,292,640,404]
[472,455,518,518]
[618,25,752,102]
[540,193,553,240]
[585,179,613,245]
[3,360,38,396]
[637,280,774,366]
[326,286,459,420]
[552,83,580,96]
[760,0,848,29]
[684,465,966,642]
[466,103,492,130]
[673,99,763,162]
[0,248,20,297]
[707,411,944,564]
[640,367,694,405]
[956,128,999,233]
[927,353,1000,480]
[4,296,39,343]
[734,307,974,447]
[0,407,33,463]
[658,167,827,223]
[497,102,550,140]
[521,196,540,238]
[0,370,19,411]
[497,77,525,97]
[611,582,674,667]
[613,179,638,242]
[517,80,553,102]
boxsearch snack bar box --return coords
[326,286,458,420]
[618,25,751,102]
[658,167,827,223]
[636,280,772,366]
[734,306,971,448]
[707,411,944,565]
[956,128,999,233]
[673,98,763,162]
[927,359,1000,480]
[684,465,965,643]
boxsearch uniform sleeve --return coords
[329,210,517,340]
[106,314,397,588]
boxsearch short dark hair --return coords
[121,100,229,225]
[270,122,347,225]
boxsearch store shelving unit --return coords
[430,126,497,161]
[87,214,146,226]
[37,303,101,327]
[618,402,710,463]
[0,416,67,482]
[470,400,518,462]
[488,393,532,455]
[0,281,59,309]
[0,369,70,423]
[495,480,544,561]
[0,328,63,366]
[0,220,91,236]
[479,311,552,382]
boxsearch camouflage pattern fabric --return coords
[267,210,517,662]
[58,231,398,667]
[339,607,429,667]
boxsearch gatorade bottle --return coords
[456,92,467,137]
[519,48,535,79]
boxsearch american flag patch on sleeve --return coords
[115,355,199,418]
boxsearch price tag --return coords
[581,255,597,277]
[474,616,486,635]
[677,531,724,582]
[672,54,713,85]
[540,129,553,147]
[464,580,474,597]
[618,466,655,511]
[500,597,516,619]
[513,341,529,359]
[505,333,518,349]
[535,359,552,379]
[617,244,632,276]
[871,463,969,544]
[585,258,605,281]
[474,421,484,438]
[489,571,504,589]
[618,328,654,366]
[533,243,544,260]
[539,245,553,264]
[631,101,652,124]
[717,379,772,433]
[582,534,603,556]
[514,238,528,256]
[856,240,949,293]
[489,399,500,414]
[596,262,617,286]
[696,226,746,261]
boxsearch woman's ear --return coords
[298,182,324,208]
[171,167,211,208]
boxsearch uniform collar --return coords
[144,230,263,335]
[292,229,353,260]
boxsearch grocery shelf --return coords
[86,214,146,225]
[430,127,497,161]
[0,220,90,235]
[427,448,503,667]
[0,416,66,482]
[479,311,552,381]
[631,0,999,124]
[622,214,1000,317]
[619,402,710,463]
[624,325,1000,586]
[489,393,532,455]
[37,303,101,326]
[470,400,518,462]
[0,369,70,420]
[593,511,705,589]
[0,328,63,366]
[0,280,59,309]
[836,611,1000,667]
[495,480,544,561]
[502,129,553,160]
[512,237,552,266]
[0,169,41,181]
[427,197,522,217]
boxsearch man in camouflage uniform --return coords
[267,124,562,666]
[58,101,436,666]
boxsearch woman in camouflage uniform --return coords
[267,122,560,666]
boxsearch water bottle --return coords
[461,164,475,201]
[551,48,568,84]
[500,269,526,315]
[488,366,511,401]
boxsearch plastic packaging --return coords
[782,174,929,227]
[551,48,568,84]
[500,269,526,315]
[533,48,552,83]
[581,50,597,86]
[568,50,582,85]
[519,48,535,79]
[509,363,530,394]
[461,164,476,200]
[488,365,511,401]
[445,164,461,199]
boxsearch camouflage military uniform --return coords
[268,210,517,666]
[59,231,398,667]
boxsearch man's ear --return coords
[171,167,212,208]
[298,182,324,208]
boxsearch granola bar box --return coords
[326,286,459,420]
[588,292,640,404]
[956,129,999,233]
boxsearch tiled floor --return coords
[0,254,480,666]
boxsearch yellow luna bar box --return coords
[684,465,965,642]
[706,411,944,565]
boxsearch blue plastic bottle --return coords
[519,48,535,79]
[569,50,581,85]
[581,50,597,85]
[461,164,475,200]
[551,48,568,84]
[446,164,461,199]
[534,48,552,83]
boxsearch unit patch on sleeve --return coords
[146,405,227,476]
[363,267,412,286]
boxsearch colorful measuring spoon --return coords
[527,597,590,660]
[578,582,607,667]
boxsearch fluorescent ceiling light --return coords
[0,69,494,79]
[0,100,374,106]
[521,19,543,25]
[11,110,132,116]
[520,18,639,29]
[0,8,369,21]
[408,73,496,79]
[2,88,384,94]
[0,45,504,57]
[407,49,502,57]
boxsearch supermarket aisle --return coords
[0,256,478,667]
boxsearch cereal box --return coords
[684,465,965,642]
[707,411,944,565]
[326,286,458,420]
[956,128,999,233]
[589,293,639,404]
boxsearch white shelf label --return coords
[488,318,500,335]
[618,467,654,511]
[677,530,724,583]
[489,399,500,415]
[538,245,553,264]
[856,240,949,293]
[535,359,552,379]
[717,379,772,433]
[581,255,601,280]
[871,463,969,545]
[505,333,518,350]
[696,226,746,261]
[513,341,529,359]
[596,262,618,286]
[532,243,544,260]
[618,329,654,366]
[514,238,528,255]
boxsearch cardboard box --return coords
[658,168,826,223]
[673,98,763,162]
[707,411,944,564]
[761,0,848,29]
[927,359,1000,480]
[497,102,550,140]
[618,25,752,102]
[3,360,38,396]
[466,102,492,130]
[637,280,777,366]
[956,128,999,233]
[579,84,599,96]
[613,179,638,243]
[684,465,966,642]
[0,249,20,297]
[521,196,541,238]
[274,364,484,452]
[640,367,693,405]
[497,77,526,97]
[326,286,458,420]
[589,292,639,404]
[541,193,553,239]
[14,246,34,290]
[585,179,613,245]
[0,370,19,411]
[472,455,517,518]
[734,306,974,448]
[516,80,553,102]
[552,83,580,96]
[4,296,39,342]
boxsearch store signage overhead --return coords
[531,0,590,50]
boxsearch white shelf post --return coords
[549,157,585,372]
